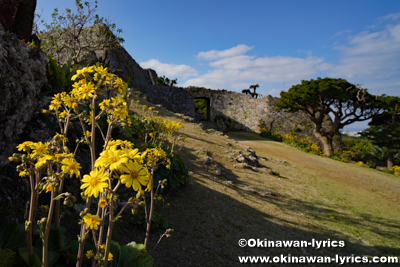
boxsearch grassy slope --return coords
[117,97,400,266]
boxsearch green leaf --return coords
[110,240,121,267]
[18,246,42,267]
[0,223,26,249]
[116,242,153,267]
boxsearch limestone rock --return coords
[0,23,48,167]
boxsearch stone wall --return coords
[136,84,195,117]
[0,23,48,168]
[184,87,315,135]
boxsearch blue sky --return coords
[36,0,400,130]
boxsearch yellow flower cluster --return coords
[308,143,321,153]
[140,116,186,153]
[283,133,296,142]
[15,139,81,179]
[46,65,128,129]
[99,96,128,122]
[356,161,364,167]
[86,139,152,193]
[390,165,400,176]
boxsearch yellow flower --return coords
[108,252,113,261]
[17,141,34,151]
[72,82,80,91]
[35,155,54,168]
[113,107,128,120]
[19,170,27,177]
[63,94,76,108]
[83,213,101,230]
[95,149,128,171]
[31,142,49,157]
[115,140,134,149]
[98,198,107,208]
[46,184,53,193]
[49,100,62,111]
[86,250,94,259]
[77,82,96,100]
[99,99,110,110]
[114,77,124,93]
[119,160,149,191]
[86,131,91,138]
[61,158,82,178]
[81,168,109,198]
[71,66,94,81]
[59,110,68,119]
[54,132,68,143]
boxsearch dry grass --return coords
[114,96,400,266]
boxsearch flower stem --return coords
[43,190,56,267]
[144,168,155,248]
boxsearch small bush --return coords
[260,131,282,142]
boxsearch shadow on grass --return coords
[145,145,400,267]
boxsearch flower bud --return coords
[16,165,24,172]
[81,192,86,201]
[136,190,144,199]
[139,201,146,208]
[131,208,138,215]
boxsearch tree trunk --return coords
[313,129,333,157]
[12,0,37,41]
[387,151,394,169]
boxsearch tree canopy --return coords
[38,0,124,67]
[242,84,262,98]
[361,96,400,168]
[275,77,382,157]
[156,75,177,87]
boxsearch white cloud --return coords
[196,44,253,60]
[362,78,400,97]
[140,12,400,97]
[380,12,400,22]
[181,51,329,90]
[139,59,198,79]
[328,19,400,80]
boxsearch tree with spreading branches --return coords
[38,0,124,67]
[275,77,383,157]
[249,84,262,98]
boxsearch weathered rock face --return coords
[0,23,48,167]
